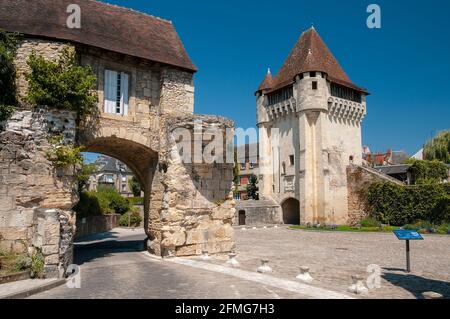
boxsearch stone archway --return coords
[281,198,300,225]
[82,136,160,253]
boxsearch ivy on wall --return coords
[26,47,97,121]
[0,30,19,122]
[367,182,449,226]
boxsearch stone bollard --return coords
[263,226,267,229]
[252,227,257,230]
[201,250,210,261]
[242,227,246,231]
[274,225,278,229]
[257,259,272,273]
[348,275,368,295]
[226,252,240,267]
[422,291,443,299]
[296,266,313,283]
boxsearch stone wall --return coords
[3,36,235,267]
[0,107,78,277]
[346,164,403,226]
[152,115,235,257]
[159,68,195,115]
[234,200,282,226]
[14,39,71,102]
[75,214,120,239]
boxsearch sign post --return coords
[393,230,423,273]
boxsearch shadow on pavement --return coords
[74,230,123,243]
[382,272,450,299]
[74,234,147,266]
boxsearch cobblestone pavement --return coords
[29,226,450,299]
[29,229,310,299]
[208,226,450,299]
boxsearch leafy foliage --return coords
[77,162,98,191]
[26,47,97,120]
[0,249,31,276]
[74,186,131,217]
[30,249,45,279]
[423,130,450,164]
[0,30,19,121]
[246,174,259,200]
[128,176,142,197]
[367,182,449,226]
[405,159,449,185]
[128,197,144,206]
[47,134,84,167]
[118,207,142,227]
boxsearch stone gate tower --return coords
[256,27,368,225]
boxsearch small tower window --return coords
[310,71,316,77]
[289,155,295,166]
[312,81,318,90]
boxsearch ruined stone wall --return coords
[0,107,77,277]
[159,68,195,115]
[153,115,235,257]
[346,164,403,226]
[234,200,283,226]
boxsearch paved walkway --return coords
[0,278,63,299]
[29,228,320,299]
[221,226,450,299]
[27,226,450,299]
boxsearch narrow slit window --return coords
[312,81,318,90]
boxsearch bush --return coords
[30,249,45,279]
[26,47,97,120]
[118,208,142,227]
[368,182,448,226]
[405,159,449,185]
[74,187,131,217]
[128,176,142,197]
[97,186,130,215]
[0,30,19,122]
[128,197,144,206]
[360,218,381,228]
[73,191,102,218]
[431,194,450,224]
[47,134,84,167]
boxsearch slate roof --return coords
[258,27,366,93]
[0,0,197,72]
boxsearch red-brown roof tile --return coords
[260,27,366,93]
[0,0,197,72]
[258,69,273,91]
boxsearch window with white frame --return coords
[104,70,129,115]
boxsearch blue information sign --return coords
[393,229,424,241]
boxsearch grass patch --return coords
[290,225,400,233]
[0,250,31,277]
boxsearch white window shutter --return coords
[121,72,129,116]
[104,70,117,113]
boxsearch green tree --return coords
[423,130,450,164]
[26,47,97,121]
[128,176,142,197]
[77,162,98,192]
[405,159,449,185]
[0,30,19,121]
[246,174,259,200]
[233,148,240,196]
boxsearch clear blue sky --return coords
[98,0,450,155]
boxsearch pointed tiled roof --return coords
[258,68,273,91]
[0,0,197,72]
[260,27,366,93]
